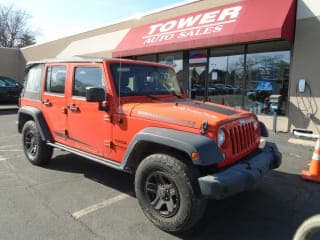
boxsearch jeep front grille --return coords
[229,121,255,155]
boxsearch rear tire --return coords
[134,153,207,233]
[22,120,53,166]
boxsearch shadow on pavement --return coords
[46,152,320,240]
[178,170,320,240]
[47,153,135,196]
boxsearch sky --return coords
[5,0,185,44]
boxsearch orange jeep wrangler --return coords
[17,57,281,233]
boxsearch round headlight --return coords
[253,120,259,130]
[218,128,225,147]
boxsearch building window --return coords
[246,42,291,115]
[158,51,184,91]
[187,49,208,100]
[207,41,291,115]
[158,52,183,73]
[136,54,157,62]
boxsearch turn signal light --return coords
[191,152,199,160]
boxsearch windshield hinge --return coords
[200,120,208,135]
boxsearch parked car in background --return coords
[191,84,221,98]
[226,85,241,94]
[213,83,233,94]
[0,76,23,103]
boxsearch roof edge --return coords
[26,56,105,66]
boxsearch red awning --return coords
[112,0,296,57]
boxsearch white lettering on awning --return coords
[218,6,242,21]
[143,6,242,45]
[177,14,203,29]
[199,11,220,25]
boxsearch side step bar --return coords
[47,142,123,171]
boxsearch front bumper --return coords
[198,142,282,200]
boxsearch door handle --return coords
[42,100,51,106]
[67,104,79,112]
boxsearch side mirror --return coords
[85,87,106,102]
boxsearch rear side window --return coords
[0,79,6,87]
[23,64,44,100]
[5,80,16,87]
[73,67,104,97]
[0,77,17,87]
[45,66,66,94]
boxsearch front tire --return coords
[135,153,207,233]
[22,120,53,166]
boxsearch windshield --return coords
[110,63,183,97]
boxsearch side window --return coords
[23,64,44,100]
[1,78,17,87]
[45,66,66,94]
[73,67,104,97]
[0,79,5,87]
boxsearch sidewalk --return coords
[265,132,316,180]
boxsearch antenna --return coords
[118,55,122,109]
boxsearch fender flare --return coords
[17,106,53,141]
[121,127,224,170]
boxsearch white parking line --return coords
[0,150,22,152]
[71,193,129,220]
[0,156,7,161]
[0,145,17,149]
[0,134,19,139]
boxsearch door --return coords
[66,64,112,157]
[41,64,68,144]
[208,51,244,107]
[189,65,207,100]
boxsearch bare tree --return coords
[18,33,36,48]
[0,4,36,48]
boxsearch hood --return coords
[127,99,254,129]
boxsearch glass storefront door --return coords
[189,65,206,100]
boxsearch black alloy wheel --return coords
[135,153,207,233]
[21,120,53,165]
[145,171,180,218]
[24,131,38,158]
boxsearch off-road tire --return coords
[293,215,320,240]
[22,120,53,166]
[134,153,207,233]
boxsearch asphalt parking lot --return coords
[0,109,319,240]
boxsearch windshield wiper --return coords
[145,94,159,100]
[169,91,182,98]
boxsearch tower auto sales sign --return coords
[142,5,242,45]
